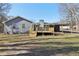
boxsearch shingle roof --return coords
[34,22,69,26]
[3,16,33,24]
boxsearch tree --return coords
[0,3,11,22]
[0,3,11,33]
[59,3,79,31]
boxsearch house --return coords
[3,16,33,34]
[1,16,69,36]
[29,20,69,36]
[32,20,60,32]
[32,20,69,32]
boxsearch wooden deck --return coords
[29,31,64,37]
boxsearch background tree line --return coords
[0,3,11,33]
[59,3,79,31]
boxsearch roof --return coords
[34,22,69,26]
[3,16,33,24]
[50,23,69,26]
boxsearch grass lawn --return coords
[0,33,79,55]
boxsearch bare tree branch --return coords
[59,3,79,31]
[0,3,11,22]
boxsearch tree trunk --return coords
[0,23,4,33]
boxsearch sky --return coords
[8,3,60,23]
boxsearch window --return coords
[22,24,25,28]
[13,25,16,29]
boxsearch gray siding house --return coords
[3,16,33,34]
